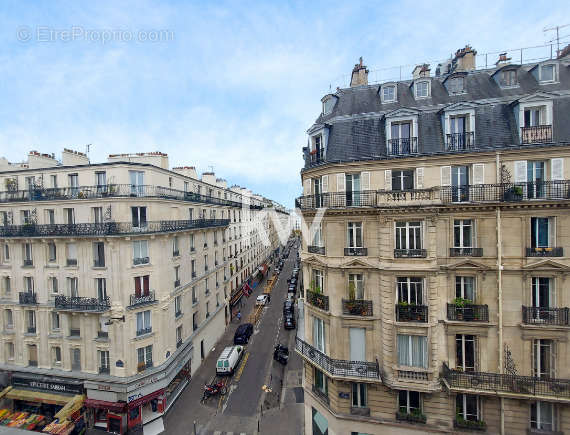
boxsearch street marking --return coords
[234,351,249,382]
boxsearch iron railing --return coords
[387,137,418,155]
[441,362,570,399]
[19,292,37,305]
[133,257,150,265]
[342,299,373,316]
[309,149,325,165]
[521,125,553,144]
[305,290,329,311]
[27,327,36,334]
[440,180,570,203]
[446,132,475,151]
[23,259,33,267]
[526,247,564,257]
[296,337,380,380]
[136,327,152,336]
[99,367,110,375]
[97,331,109,339]
[447,304,489,322]
[395,304,428,322]
[311,385,330,404]
[522,306,569,326]
[345,247,368,256]
[394,249,427,258]
[450,247,483,257]
[0,219,230,238]
[0,184,248,208]
[308,245,325,255]
[129,291,156,308]
[55,295,111,312]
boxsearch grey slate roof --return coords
[304,60,570,170]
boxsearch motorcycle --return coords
[201,381,227,402]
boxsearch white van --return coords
[216,345,244,375]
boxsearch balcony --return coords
[133,257,150,265]
[23,259,33,267]
[19,292,37,305]
[137,361,153,372]
[344,247,368,256]
[99,367,110,375]
[387,137,418,155]
[395,411,427,424]
[0,219,231,238]
[97,331,109,339]
[395,304,428,323]
[447,304,489,322]
[522,306,569,326]
[28,360,38,367]
[309,148,325,165]
[296,337,380,380]
[27,326,36,334]
[172,250,180,257]
[307,245,325,255]
[129,291,156,308]
[394,249,427,258]
[55,295,111,312]
[66,259,78,266]
[441,363,570,400]
[305,290,329,311]
[93,260,105,268]
[69,328,80,337]
[521,125,553,144]
[454,419,487,431]
[526,247,564,257]
[446,132,475,151]
[136,327,152,336]
[342,299,373,316]
[450,247,483,257]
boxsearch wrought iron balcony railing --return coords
[99,367,110,375]
[27,327,36,334]
[22,259,33,267]
[342,299,373,316]
[0,219,230,238]
[446,132,475,151]
[19,292,37,305]
[387,137,418,155]
[440,180,570,203]
[311,385,329,405]
[395,304,428,322]
[522,306,569,326]
[55,295,111,312]
[450,247,483,257]
[307,245,325,255]
[129,291,156,308]
[394,249,427,258]
[526,247,564,257]
[344,247,367,256]
[133,257,150,265]
[296,337,380,380]
[305,290,329,311]
[521,125,553,144]
[447,304,489,322]
[441,362,570,400]
[309,148,325,165]
[136,327,152,336]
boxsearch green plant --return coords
[514,186,523,195]
[453,297,472,308]
[348,282,356,301]
[309,280,322,294]
[397,301,409,307]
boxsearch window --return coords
[24,276,34,293]
[322,96,336,114]
[131,207,147,228]
[51,312,60,330]
[188,208,193,221]
[533,339,554,378]
[524,107,543,127]
[129,171,145,196]
[448,76,465,94]
[23,243,33,265]
[347,222,363,248]
[415,81,429,98]
[456,394,480,422]
[26,310,36,331]
[133,240,149,265]
[176,325,183,346]
[397,334,427,368]
[392,170,414,191]
[46,209,55,225]
[93,207,103,224]
[64,208,75,224]
[192,286,197,304]
[189,234,195,251]
[49,276,58,294]
[397,277,423,304]
[193,312,198,330]
[93,242,105,267]
[4,309,13,329]
[136,310,152,335]
[399,390,421,415]
[53,346,62,365]
[6,342,14,360]
[137,344,153,370]
[175,295,182,316]
[456,334,476,371]
[21,210,31,225]
[348,274,363,299]
[313,316,325,353]
[312,224,323,247]
[312,269,324,293]
[95,172,107,190]
[454,219,473,248]
[314,368,328,395]
[352,383,367,408]
[540,64,555,83]
[134,275,150,297]
[67,277,78,297]
[206,301,210,317]
[96,278,107,301]
[68,174,79,193]
[456,276,475,301]
[2,277,10,295]
[173,236,179,256]
[2,244,9,262]
[98,350,110,373]
[532,277,552,310]
[500,69,517,87]
[204,255,208,271]
[191,260,196,277]
[531,401,555,431]
[382,85,396,102]
[66,243,77,266]
[50,175,57,188]
[531,217,552,248]
[47,242,56,262]
[395,221,422,252]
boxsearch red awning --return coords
[259,264,268,275]
[85,398,126,413]
[127,388,165,409]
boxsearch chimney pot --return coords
[350,57,369,87]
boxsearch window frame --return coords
[414,80,430,99]
[351,383,367,408]
[395,221,423,251]
[398,390,421,415]
[456,394,481,422]
[381,84,397,103]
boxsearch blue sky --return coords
[1,1,569,208]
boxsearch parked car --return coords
[283,300,294,315]
[256,294,269,306]
[284,314,296,330]
[273,344,289,365]
[234,323,254,344]
[216,345,244,375]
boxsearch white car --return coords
[256,294,269,306]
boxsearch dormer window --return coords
[540,64,555,83]
[499,69,517,87]
[447,77,464,94]
[381,85,396,103]
[414,81,430,98]
[321,95,337,115]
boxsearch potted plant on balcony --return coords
[397,301,410,321]
[504,185,523,201]
[453,297,472,320]
[455,414,486,431]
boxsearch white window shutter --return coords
[361,172,370,191]
[304,179,311,195]
[384,170,392,191]
[514,161,527,183]
[337,173,345,192]
[551,158,563,181]
[416,168,424,189]
[321,175,329,193]
[472,164,485,185]
[441,166,451,186]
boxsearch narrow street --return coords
[164,241,303,435]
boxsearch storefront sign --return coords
[12,376,83,395]
[98,385,111,391]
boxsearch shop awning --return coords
[85,398,126,413]
[259,264,268,275]
[127,389,164,410]
[5,388,73,406]
[54,394,85,420]
[229,288,243,306]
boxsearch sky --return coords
[1,1,570,208]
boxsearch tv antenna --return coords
[208,165,214,173]
[544,24,570,57]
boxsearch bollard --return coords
[193,420,197,435]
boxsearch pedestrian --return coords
[237,311,241,322]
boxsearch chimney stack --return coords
[412,64,431,80]
[453,45,477,72]
[350,57,369,87]
[495,52,511,67]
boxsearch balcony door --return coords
[313,178,322,208]
[397,277,423,305]
[349,328,365,362]
[450,116,467,150]
[390,122,411,155]
[531,217,551,249]
[456,334,476,372]
[456,276,475,301]
[129,171,145,196]
[71,348,81,371]
[533,339,555,379]
[528,161,546,199]
[345,174,361,206]
[452,166,469,202]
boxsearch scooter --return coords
[201,381,227,402]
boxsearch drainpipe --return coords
[497,206,504,435]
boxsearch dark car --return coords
[284,314,296,330]
[273,344,289,365]
[233,323,254,344]
[283,300,294,315]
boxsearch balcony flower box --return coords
[396,411,427,424]
[454,417,486,431]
